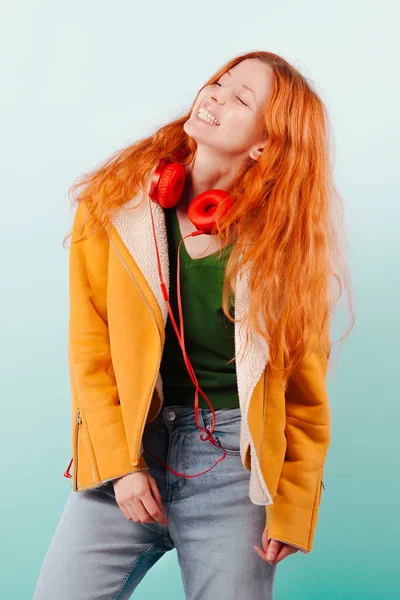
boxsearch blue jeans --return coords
[33,406,277,599]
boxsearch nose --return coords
[211,90,225,105]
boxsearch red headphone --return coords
[64,156,235,483]
[143,157,235,478]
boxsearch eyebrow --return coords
[225,70,256,100]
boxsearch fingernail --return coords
[267,551,274,559]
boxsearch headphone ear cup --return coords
[156,162,186,209]
[149,158,233,232]
[188,190,233,235]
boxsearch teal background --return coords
[1,0,399,598]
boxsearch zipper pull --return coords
[64,457,73,479]
[321,480,325,490]
[64,409,82,479]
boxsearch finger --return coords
[255,529,274,563]
[119,497,139,522]
[265,539,282,562]
[272,545,290,564]
[254,543,280,565]
[253,543,279,566]
[141,490,168,525]
[126,496,155,523]
[253,545,267,560]
[118,503,133,521]
[148,476,167,520]
[262,529,270,552]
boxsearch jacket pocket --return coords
[73,407,101,490]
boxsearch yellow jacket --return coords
[66,177,331,554]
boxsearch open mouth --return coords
[196,107,220,126]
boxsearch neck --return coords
[180,147,244,209]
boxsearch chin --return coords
[185,118,215,142]
[183,117,197,136]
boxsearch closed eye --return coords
[213,82,248,107]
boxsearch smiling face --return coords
[184,58,273,163]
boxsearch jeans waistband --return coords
[153,405,241,428]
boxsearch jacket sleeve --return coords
[265,324,331,554]
[68,200,148,486]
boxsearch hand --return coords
[113,471,169,526]
[254,527,298,565]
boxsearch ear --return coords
[249,141,266,162]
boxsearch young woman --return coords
[33,50,353,599]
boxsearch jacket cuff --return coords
[269,537,309,554]
[99,461,150,486]
[265,493,320,554]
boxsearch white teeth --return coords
[197,108,220,125]
[199,113,217,124]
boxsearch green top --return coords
[160,206,239,409]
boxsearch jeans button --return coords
[167,410,176,421]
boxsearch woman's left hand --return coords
[254,527,298,565]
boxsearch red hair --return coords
[63,50,354,385]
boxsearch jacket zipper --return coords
[73,408,82,489]
[106,231,163,465]
[260,368,267,462]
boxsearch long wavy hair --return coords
[63,49,354,386]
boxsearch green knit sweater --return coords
[160,206,239,409]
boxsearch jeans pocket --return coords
[210,423,241,456]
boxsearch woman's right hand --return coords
[113,471,169,525]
